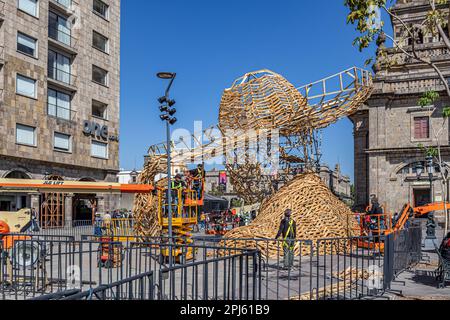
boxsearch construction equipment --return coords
[0,209,37,264]
[205,210,237,236]
[355,202,450,251]
[157,176,204,262]
[0,177,203,263]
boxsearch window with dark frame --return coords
[93,0,109,19]
[92,65,108,86]
[92,31,108,53]
[92,100,108,119]
[17,32,37,57]
[413,116,430,139]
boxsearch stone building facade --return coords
[0,0,121,224]
[351,0,450,216]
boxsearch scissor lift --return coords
[157,177,204,262]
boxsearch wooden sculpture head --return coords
[218,70,308,133]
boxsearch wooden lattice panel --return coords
[219,173,360,257]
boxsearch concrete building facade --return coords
[351,0,450,216]
[0,0,121,225]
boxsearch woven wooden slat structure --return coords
[219,70,309,132]
[219,173,360,257]
[133,68,372,245]
[132,155,167,237]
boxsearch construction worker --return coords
[171,174,186,215]
[190,164,205,200]
[367,196,384,232]
[439,232,450,261]
[275,209,297,270]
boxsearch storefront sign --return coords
[83,120,119,142]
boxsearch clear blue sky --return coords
[120,0,378,181]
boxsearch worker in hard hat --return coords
[190,164,205,200]
[171,174,186,217]
[275,209,297,270]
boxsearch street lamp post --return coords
[426,155,434,203]
[157,72,177,267]
[417,159,438,250]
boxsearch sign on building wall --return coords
[83,120,119,142]
[219,171,227,190]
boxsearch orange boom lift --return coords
[355,202,450,251]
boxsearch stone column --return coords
[65,194,74,223]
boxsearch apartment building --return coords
[0,0,121,226]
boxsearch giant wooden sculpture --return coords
[133,67,373,240]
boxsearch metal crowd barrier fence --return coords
[0,235,156,300]
[156,244,261,300]
[193,236,388,300]
[29,219,136,241]
[390,226,422,277]
[32,271,154,300]
[0,226,423,300]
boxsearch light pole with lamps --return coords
[156,72,177,267]
[416,160,438,249]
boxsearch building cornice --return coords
[365,146,450,155]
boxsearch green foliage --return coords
[345,0,386,51]
[345,0,450,55]
[418,143,438,157]
[443,106,450,119]
[419,90,440,107]
[230,198,243,208]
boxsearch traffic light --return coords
[158,96,177,125]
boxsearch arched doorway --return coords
[40,175,66,228]
[73,177,97,223]
[0,170,32,211]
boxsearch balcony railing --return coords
[50,0,79,11]
[47,102,76,121]
[51,0,72,9]
[48,23,77,48]
[48,66,77,87]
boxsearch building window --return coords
[55,0,71,8]
[93,31,109,53]
[49,11,71,46]
[16,124,36,146]
[17,32,37,57]
[92,100,108,119]
[54,132,71,152]
[414,117,430,139]
[48,89,71,120]
[48,50,72,84]
[93,0,109,19]
[16,74,36,98]
[91,140,108,159]
[18,0,38,17]
[92,65,108,86]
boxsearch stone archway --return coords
[3,169,33,179]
